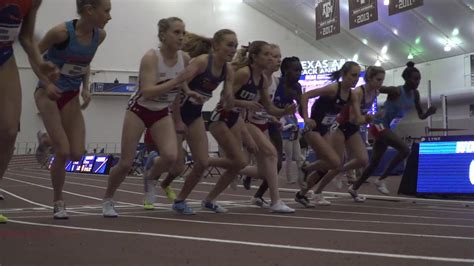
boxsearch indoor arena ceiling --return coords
[243,0,474,69]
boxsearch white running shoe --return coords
[374,179,390,195]
[103,199,118,218]
[270,200,295,213]
[314,193,331,206]
[53,201,68,219]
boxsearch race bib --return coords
[0,26,19,42]
[321,114,337,126]
[156,88,179,103]
[60,64,88,77]
[188,93,210,105]
[253,111,270,120]
[330,121,340,132]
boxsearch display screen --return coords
[64,160,74,172]
[92,155,109,174]
[80,155,96,173]
[417,136,474,194]
[70,157,84,172]
[46,155,108,175]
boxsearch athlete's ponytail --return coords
[182,33,212,58]
[231,40,269,70]
[183,29,236,58]
[231,45,250,70]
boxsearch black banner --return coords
[349,0,378,29]
[315,0,340,40]
[389,0,423,16]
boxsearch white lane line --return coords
[2,176,141,207]
[4,173,474,225]
[329,202,474,215]
[113,214,474,241]
[8,169,251,199]
[0,189,51,208]
[12,168,474,205]
[5,172,474,224]
[7,219,474,264]
[226,212,474,229]
[5,188,470,242]
[10,169,474,218]
[291,206,474,221]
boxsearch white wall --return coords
[380,53,474,137]
[14,0,331,149]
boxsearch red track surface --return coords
[1,156,473,265]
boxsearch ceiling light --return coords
[352,54,359,62]
[452,28,459,36]
[374,57,382,66]
[407,53,413,60]
[381,45,388,54]
[444,44,452,52]
[384,0,389,6]
[362,39,368,45]
[393,29,398,35]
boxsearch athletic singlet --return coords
[209,65,263,128]
[235,65,263,117]
[245,71,276,125]
[42,20,99,92]
[374,86,415,129]
[310,82,351,126]
[337,85,376,124]
[179,53,227,126]
[129,49,185,111]
[0,0,33,65]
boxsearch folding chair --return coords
[129,147,146,176]
[204,151,222,178]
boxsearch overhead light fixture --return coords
[444,44,452,52]
[362,39,368,45]
[374,57,382,66]
[393,29,398,35]
[407,53,413,60]
[384,0,389,6]
[381,45,388,54]
[352,54,359,62]
[452,28,459,36]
